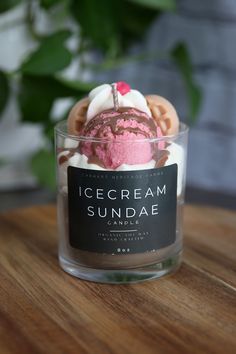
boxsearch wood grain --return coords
[0,204,235,354]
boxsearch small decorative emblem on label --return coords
[68,164,177,254]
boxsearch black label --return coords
[68,164,177,254]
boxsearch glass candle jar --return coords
[55,121,188,283]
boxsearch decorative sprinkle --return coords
[111,83,119,111]
[116,81,131,95]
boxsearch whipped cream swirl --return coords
[87,83,151,121]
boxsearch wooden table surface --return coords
[0,204,235,354]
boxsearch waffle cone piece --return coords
[67,97,89,135]
[145,95,179,136]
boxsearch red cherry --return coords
[116,81,131,95]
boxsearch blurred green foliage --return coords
[0,70,9,115]
[0,0,201,190]
[21,30,73,75]
[172,43,202,121]
[0,0,21,13]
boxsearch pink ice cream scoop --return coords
[80,107,163,169]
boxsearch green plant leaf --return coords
[44,120,56,145]
[30,149,56,190]
[71,0,164,57]
[0,0,22,13]
[127,0,176,11]
[21,30,72,75]
[70,0,121,56]
[120,1,160,49]
[56,77,96,92]
[171,42,202,122]
[39,0,63,9]
[18,75,85,123]
[0,70,9,116]
[39,0,70,9]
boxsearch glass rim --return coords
[55,120,189,143]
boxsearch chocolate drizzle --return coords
[87,155,106,168]
[82,107,157,139]
[155,149,170,168]
[57,148,77,165]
